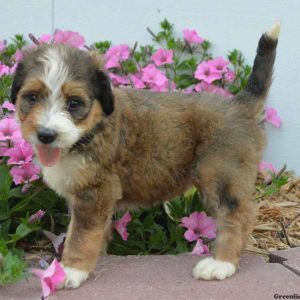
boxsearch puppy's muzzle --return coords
[37,127,58,144]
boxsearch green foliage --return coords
[108,188,205,255]
[0,162,67,285]
[101,19,251,92]
[0,248,26,286]
[260,173,289,197]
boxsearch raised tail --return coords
[234,22,280,118]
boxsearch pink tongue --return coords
[36,145,62,167]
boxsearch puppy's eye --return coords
[67,98,84,111]
[25,94,38,105]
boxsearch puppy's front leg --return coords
[61,186,117,289]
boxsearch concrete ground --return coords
[2,248,300,300]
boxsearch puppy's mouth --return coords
[36,144,62,167]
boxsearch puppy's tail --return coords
[234,22,280,118]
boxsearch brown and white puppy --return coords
[12,24,280,288]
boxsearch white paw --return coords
[193,257,236,280]
[59,266,89,289]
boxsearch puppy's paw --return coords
[193,257,236,280]
[58,266,89,289]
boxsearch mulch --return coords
[247,172,300,259]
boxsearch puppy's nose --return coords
[37,128,58,144]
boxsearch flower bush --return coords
[0,19,283,288]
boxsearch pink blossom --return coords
[131,73,146,89]
[43,230,67,256]
[4,139,34,165]
[210,57,230,73]
[104,45,130,69]
[259,161,278,182]
[0,117,22,142]
[9,63,18,75]
[195,82,233,98]
[0,63,10,77]
[224,70,236,82]
[183,29,204,44]
[29,258,66,298]
[0,41,6,52]
[180,211,216,242]
[195,61,222,84]
[2,101,16,112]
[28,209,45,224]
[264,106,282,128]
[14,49,23,63]
[191,239,209,256]
[0,141,8,156]
[39,34,53,43]
[183,85,195,94]
[141,64,168,91]
[151,48,173,66]
[10,162,40,185]
[113,212,132,241]
[53,30,85,48]
[259,161,278,174]
[109,73,130,86]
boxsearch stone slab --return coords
[270,247,300,276]
[1,254,300,300]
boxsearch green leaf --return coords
[0,251,26,286]
[0,201,9,221]
[9,223,34,243]
[0,165,12,202]
[0,219,11,240]
[8,187,25,199]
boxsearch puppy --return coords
[11,23,280,288]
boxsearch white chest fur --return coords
[42,155,87,197]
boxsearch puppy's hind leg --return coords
[192,165,255,280]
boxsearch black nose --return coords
[37,128,57,144]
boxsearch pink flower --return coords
[2,101,16,112]
[0,63,10,77]
[10,162,40,185]
[210,57,230,73]
[259,161,278,174]
[131,73,146,89]
[195,61,222,84]
[43,230,67,256]
[141,64,168,91]
[265,107,282,128]
[191,239,209,256]
[180,211,216,242]
[14,49,23,63]
[0,117,22,143]
[0,41,6,52]
[259,161,278,183]
[28,209,45,224]
[183,29,204,44]
[195,82,233,98]
[53,30,85,48]
[224,70,236,82]
[109,73,130,86]
[113,212,132,241]
[151,48,173,66]
[4,139,34,165]
[9,64,18,75]
[104,45,130,69]
[0,141,8,156]
[39,34,53,43]
[183,85,195,94]
[29,258,66,298]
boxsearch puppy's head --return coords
[11,44,114,167]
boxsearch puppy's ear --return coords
[11,62,26,104]
[91,69,114,115]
